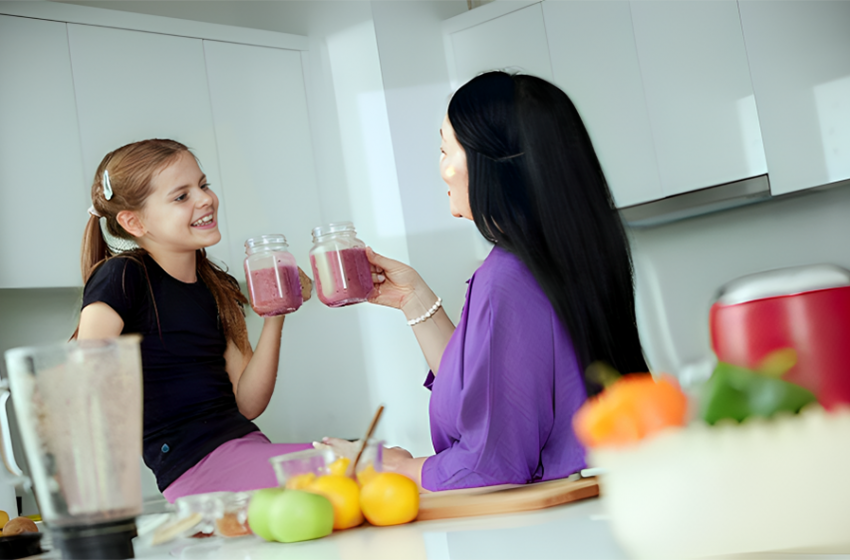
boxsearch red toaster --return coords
[709,264,850,409]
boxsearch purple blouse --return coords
[421,246,587,491]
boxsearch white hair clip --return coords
[103,170,114,200]
[87,205,102,218]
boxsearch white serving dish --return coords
[590,406,850,558]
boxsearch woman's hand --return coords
[380,446,414,470]
[314,437,359,460]
[298,266,313,302]
[366,247,424,310]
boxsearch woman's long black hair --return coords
[448,71,648,396]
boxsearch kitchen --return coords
[1,0,849,558]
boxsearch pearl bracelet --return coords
[407,297,442,326]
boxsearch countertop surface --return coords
[132,497,628,560]
[27,495,850,559]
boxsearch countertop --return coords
[27,496,850,559]
[132,497,628,560]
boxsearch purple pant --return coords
[162,431,312,502]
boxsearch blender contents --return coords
[246,261,302,316]
[310,247,374,307]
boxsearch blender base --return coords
[49,518,137,560]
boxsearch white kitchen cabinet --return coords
[738,0,850,196]
[447,3,552,86]
[66,24,232,267]
[203,41,322,273]
[0,15,88,288]
[629,0,767,197]
[542,1,663,207]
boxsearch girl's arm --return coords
[225,267,313,420]
[225,315,285,420]
[77,302,124,339]
[366,248,456,374]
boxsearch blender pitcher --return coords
[2,335,144,559]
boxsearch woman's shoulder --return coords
[473,246,539,291]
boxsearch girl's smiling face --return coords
[440,115,472,221]
[130,151,221,253]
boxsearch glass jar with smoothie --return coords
[243,234,303,317]
[309,222,374,307]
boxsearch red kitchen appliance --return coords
[709,264,850,409]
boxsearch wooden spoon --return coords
[346,405,384,479]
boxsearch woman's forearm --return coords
[235,315,285,419]
[401,285,455,375]
[395,456,429,491]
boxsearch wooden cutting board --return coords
[416,476,599,521]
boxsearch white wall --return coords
[371,0,480,325]
[631,180,850,386]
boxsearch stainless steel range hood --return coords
[619,175,771,228]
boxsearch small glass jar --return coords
[309,222,374,308]
[244,234,303,317]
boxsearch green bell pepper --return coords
[700,362,818,425]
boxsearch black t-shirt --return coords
[82,254,258,491]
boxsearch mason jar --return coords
[308,222,374,307]
[243,234,302,317]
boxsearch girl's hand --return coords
[298,266,313,302]
[366,247,424,310]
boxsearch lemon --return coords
[306,474,364,530]
[327,457,350,477]
[355,463,378,487]
[359,472,419,526]
[285,472,317,490]
[0,510,8,534]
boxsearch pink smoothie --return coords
[246,263,302,316]
[310,247,374,307]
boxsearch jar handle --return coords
[0,381,24,477]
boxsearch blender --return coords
[2,335,144,559]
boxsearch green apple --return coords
[268,490,334,543]
[247,487,285,541]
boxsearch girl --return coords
[75,139,313,502]
[322,71,648,491]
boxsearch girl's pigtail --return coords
[81,213,110,285]
[196,250,251,355]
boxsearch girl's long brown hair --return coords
[76,139,250,354]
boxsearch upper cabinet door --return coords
[0,16,87,288]
[630,0,767,197]
[542,1,663,207]
[66,24,231,267]
[738,1,850,196]
[448,4,552,85]
[203,41,321,275]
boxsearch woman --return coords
[323,71,647,492]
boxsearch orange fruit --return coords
[573,373,687,448]
[285,472,317,490]
[327,457,351,477]
[359,472,419,526]
[306,474,364,530]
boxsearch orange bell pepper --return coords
[573,373,688,448]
